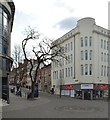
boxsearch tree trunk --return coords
[31,82,35,99]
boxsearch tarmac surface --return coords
[2,90,109,118]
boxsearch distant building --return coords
[0,1,15,103]
[51,17,109,100]
[41,64,51,92]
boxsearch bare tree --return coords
[12,44,23,68]
[22,26,66,99]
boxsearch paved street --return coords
[2,91,108,118]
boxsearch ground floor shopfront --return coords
[61,84,109,100]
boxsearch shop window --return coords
[0,44,2,54]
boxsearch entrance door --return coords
[84,90,90,100]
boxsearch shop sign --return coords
[100,84,108,89]
[66,85,73,90]
[81,84,93,89]
[94,84,109,90]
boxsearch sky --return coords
[11,0,109,53]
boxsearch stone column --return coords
[91,90,93,100]
[82,90,84,100]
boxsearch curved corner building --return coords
[0,1,15,103]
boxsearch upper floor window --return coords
[71,54,72,63]
[81,65,83,75]
[65,44,67,52]
[107,67,109,76]
[104,53,106,62]
[71,67,73,77]
[89,50,92,60]
[107,41,108,50]
[101,65,103,76]
[89,37,92,47]
[71,42,72,50]
[85,37,88,47]
[68,68,70,77]
[85,64,88,75]
[81,51,83,60]
[101,52,103,62]
[104,40,106,49]
[81,38,83,47]
[66,68,67,77]
[101,39,103,48]
[104,66,106,76]
[85,50,88,60]
[68,43,70,51]
[89,64,92,75]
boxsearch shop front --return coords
[61,84,81,98]
[81,84,93,100]
[93,84,109,100]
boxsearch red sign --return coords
[94,84,108,90]
[101,84,108,89]
[66,85,73,90]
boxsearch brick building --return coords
[41,64,51,92]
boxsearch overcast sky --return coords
[11,0,109,52]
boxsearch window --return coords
[85,64,88,75]
[85,37,88,46]
[71,42,72,50]
[2,58,6,70]
[68,43,70,51]
[68,55,70,64]
[60,70,62,78]
[81,38,83,47]
[71,67,73,77]
[104,66,106,76]
[57,71,58,79]
[55,71,56,79]
[71,54,72,63]
[107,67,109,76]
[89,50,92,60]
[68,68,70,77]
[101,39,103,48]
[107,41,108,50]
[85,50,88,60]
[62,69,64,78]
[104,53,106,62]
[101,65,103,76]
[0,44,2,54]
[66,68,67,77]
[81,51,83,60]
[101,53,103,62]
[89,37,92,46]
[104,40,106,49]
[66,56,67,65]
[107,54,109,63]
[65,44,67,52]
[81,65,83,75]
[89,64,92,75]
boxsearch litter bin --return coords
[11,87,15,93]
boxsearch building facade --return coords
[41,64,51,92]
[51,17,109,100]
[0,1,15,103]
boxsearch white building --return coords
[51,17,109,100]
